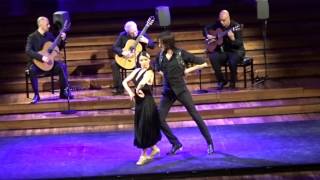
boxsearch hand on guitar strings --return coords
[206,34,216,44]
[122,50,134,58]
[42,56,49,63]
[139,35,149,44]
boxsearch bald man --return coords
[204,10,245,90]
[111,21,155,95]
[25,16,73,104]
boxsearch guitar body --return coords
[205,24,241,53]
[115,39,143,69]
[206,28,224,53]
[33,41,59,71]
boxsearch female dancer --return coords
[122,51,161,165]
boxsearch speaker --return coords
[256,0,269,19]
[155,6,171,27]
[53,11,71,31]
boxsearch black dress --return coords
[133,69,161,149]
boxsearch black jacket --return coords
[25,30,55,63]
[204,20,245,56]
[155,48,204,96]
[112,31,155,56]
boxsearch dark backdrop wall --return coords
[1,0,214,17]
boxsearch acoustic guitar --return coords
[115,16,155,70]
[205,24,240,53]
[33,20,69,71]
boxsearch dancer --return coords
[122,51,161,165]
[154,31,214,155]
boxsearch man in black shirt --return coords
[204,10,245,90]
[25,16,73,104]
[155,31,214,155]
[111,21,155,95]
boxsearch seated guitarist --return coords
[25,16,73,104]
[111,21,155,95]
[203,10,245,90]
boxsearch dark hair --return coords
[136,51,151,69]
[158,31,176,51]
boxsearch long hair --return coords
[158,31,177,51]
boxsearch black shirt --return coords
[204,20,245,55]
[25,30,55,63]
[155,48,204,96]
[112,31,155,56]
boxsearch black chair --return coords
[224,57,254,88]
[25,69,55,98]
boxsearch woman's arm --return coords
[122,68,139,101]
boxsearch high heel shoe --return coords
[167,143,183,155]
[136,155,149,166]
[150,147,160,159]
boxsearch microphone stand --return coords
[255,19,268,85]
[61,39,77,115]
[193,69,208,94]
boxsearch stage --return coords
[0,0,320,179]
[1,119,320,179]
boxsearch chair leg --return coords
[153,69,156,88]
[250,61,254,86]
[224,64,228,82]
[243,65,247,88]
[120,68,126,80]
[25,71,29,98]
[51,73,54,94]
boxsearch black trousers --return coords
[28,61,68,96]
[111,61,124,91]
[208,51,243,84]
[159,89,213,146]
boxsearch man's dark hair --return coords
[158,31,176,51]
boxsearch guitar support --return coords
[61,40,77,115]
[255,19,268,85]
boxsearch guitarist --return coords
[111,21,155,95]
[25,16,73,104]
[203,10,245,90]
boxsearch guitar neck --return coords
[133,25,150,47]
[220,26,239,38]
[222,28,232,36]
[49,21,68,52]
[49,31,63,52]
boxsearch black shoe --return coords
[216,81,227,90]
[60,89,74,99]
[229,82,236,89]
[167,143,183,155]
[31,94,40,104]
[207,144,214,155]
